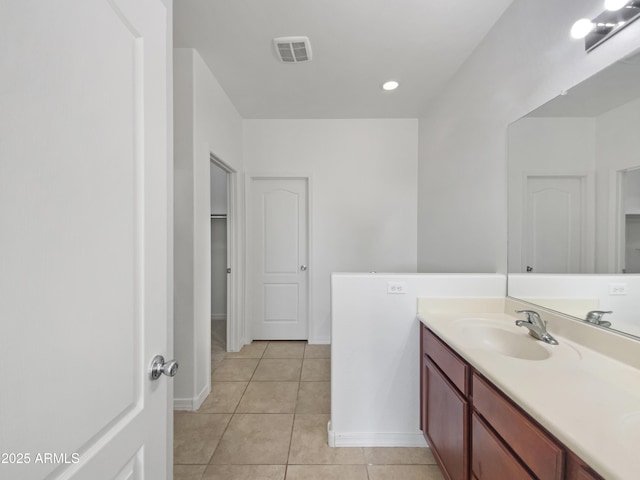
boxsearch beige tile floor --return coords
[174,341,444,480]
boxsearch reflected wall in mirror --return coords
[507,49,640,340]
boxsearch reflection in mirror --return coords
[508,49,640,340]
[622,168,640,273]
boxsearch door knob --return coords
[300,265,307,271]
[150,355,179,380]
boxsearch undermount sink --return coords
[452,319,551,360]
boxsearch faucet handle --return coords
[515,309,545,327]
[585,310,613,324]
[515,309,539,320]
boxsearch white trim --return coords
[308,337,330,345]
[172,398,193,411]
[328,426,428,448]
[244,173,313,342]
[173,383,211,411]
[610,169,624,273]
[193,383,211,410]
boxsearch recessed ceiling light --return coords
[382,80,399,91]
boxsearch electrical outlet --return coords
[387,282,407,294]
[609,283,628,295]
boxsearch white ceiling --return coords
[174,0,514,118]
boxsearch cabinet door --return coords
[424,356,469,480]
[566,451,605,480]
[471,413,534,480]
[473,374,563,480]
[420,326,426,432]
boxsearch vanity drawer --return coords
[471,413,533,480]
[566,450,605,480]
[472,374,564,480]
[423,326,469,395]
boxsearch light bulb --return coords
[570,18,595,39]
[382,80,399,91]
[605,0,628,11]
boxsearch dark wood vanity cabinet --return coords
[421,326,470,480]
[423,354,469,480]
[419,324,604,480]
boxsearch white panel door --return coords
[0,1,171,479]
[248,178,308,340]
[524,176,584,273]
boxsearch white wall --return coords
[243,119,419,343]
[417,0,640,274]
[508,117,596,272]
[174,48,243,409]
[330,273,506,446]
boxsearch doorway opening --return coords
[209,154,237,366]
[617,167,640,273]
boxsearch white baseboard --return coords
[173,398,193,411]
[211,314,226,321]
[308,337,331,345]
[328,422,427,447]
[173,384,211,411]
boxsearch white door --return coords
[0,1,171,479]
[524,176,585,273]
[248,178,308,340]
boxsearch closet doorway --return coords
[210,155,235,366]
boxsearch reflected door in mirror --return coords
[524,176,588,273]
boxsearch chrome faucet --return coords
[514,310,559,345]
[584,310,612,328]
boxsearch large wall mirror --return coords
[507,48,640,340]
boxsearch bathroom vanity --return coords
[418,299,640,480]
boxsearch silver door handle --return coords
[150,355,179,380]
[300,265,307,271]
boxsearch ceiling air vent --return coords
[273,36,312,63]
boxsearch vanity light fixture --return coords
[571,1,640,51]
[570,18,597,39]
[570,19,621,39]
[382,80,399,91]
[605,0,631,10]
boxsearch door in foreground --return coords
[0,1,172,478]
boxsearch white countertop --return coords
[417,310,640,480]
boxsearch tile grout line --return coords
[203,342,268,466]
[180,342,375,480]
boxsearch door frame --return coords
[210,154,241,352]
[612,166,640,273]
[244,173,313,343]
[520,172,595,273]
